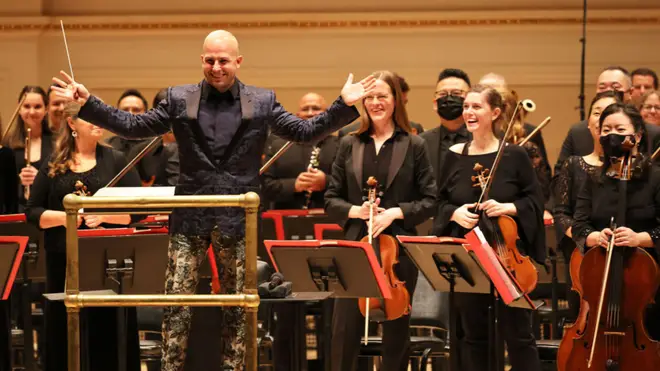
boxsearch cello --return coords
[565,142,660,370]
[556,248,588,371]
[357,176,410,344]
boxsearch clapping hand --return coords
[51,71,90,105]
[340,73,377,106]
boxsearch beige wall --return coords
[1,7,660,167]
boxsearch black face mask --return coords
[436,96,464,121]
[600,133,636,159]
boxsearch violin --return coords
[565,147,660,370]
[357,176,410,344]
[556,248,588,371]
[471,162,538,294]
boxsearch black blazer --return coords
[324,132,437,241]
[78,79,359,237]
[555,120,660,174]
[261,134,338,209]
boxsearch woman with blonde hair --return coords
[325,70,437,371]
[26,101,142,371]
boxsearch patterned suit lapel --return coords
[184,82,215,165]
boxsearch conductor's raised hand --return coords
[340,73,377,106]
[51,70,90,105]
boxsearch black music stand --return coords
[264,239,391,371]
[0,237,28,300]
[44,228,170,371]
[0,216,44,371]
[398,235,541,371]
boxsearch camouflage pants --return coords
[161,231,246,371]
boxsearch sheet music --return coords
[466,227,523,304]
[93,187,175,197]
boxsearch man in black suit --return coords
[106,88,152,153]
[52,29,376,371]
[420,68,471,181]
[262,92,338,210]
[555,66,660,173]
[338,73,425,136]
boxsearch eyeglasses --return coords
[364,94,392,102]
[642,104,660,112]
[435,90,466,99]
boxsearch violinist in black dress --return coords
[325,70,436,371]
[552,91,620,321]
[25,102,142,371]
[432,85,545,371]
[573,102,660,342]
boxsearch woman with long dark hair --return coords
[573,102,660,341]
[432,85,545,371]
[1,86,53,209]
[26,102,141,371]
[325,70,436,371]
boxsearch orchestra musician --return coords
[0,117,18,371]
[25,101,142,370]
[324,70,437,371]
[50,29,374,371]
[552,90,620,321]
[432,85,545,371]
[572,102,660,341]
[639,89,660,126]
[262,92,337,210]
[1,86,53,210]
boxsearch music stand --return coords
[43,227,169,371]
[264,239,391,371]
[0,216,44,371]
[0,237,28,300]
[398,233,541,371]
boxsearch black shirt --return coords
[198,80,242,162]
[433,143,546,263]
[573,163,660,258]
[438,124,470,170]
[360,128,402,192]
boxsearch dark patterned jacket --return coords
[78,79,359,237]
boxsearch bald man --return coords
[52,30,375,371]
[262,92,337,210]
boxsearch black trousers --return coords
[456,293,541,371]
[0,300,9,371]
[330,255,418,371]
[43,250,140,371]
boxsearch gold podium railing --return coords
[63,192,261,371]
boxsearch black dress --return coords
[432,142,544,371]
[551,155,600,320]
[13,132,53,210]
[25,145,142,371]
[572,160,660,340]
[0,146,18,371]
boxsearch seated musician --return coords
[572,102,660,341]
[25,102,142,371]
[1,86,53,210]
[324,70,436,371]
[432,85,545,371]
[0,118,18,371]
[552,90,620,321]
